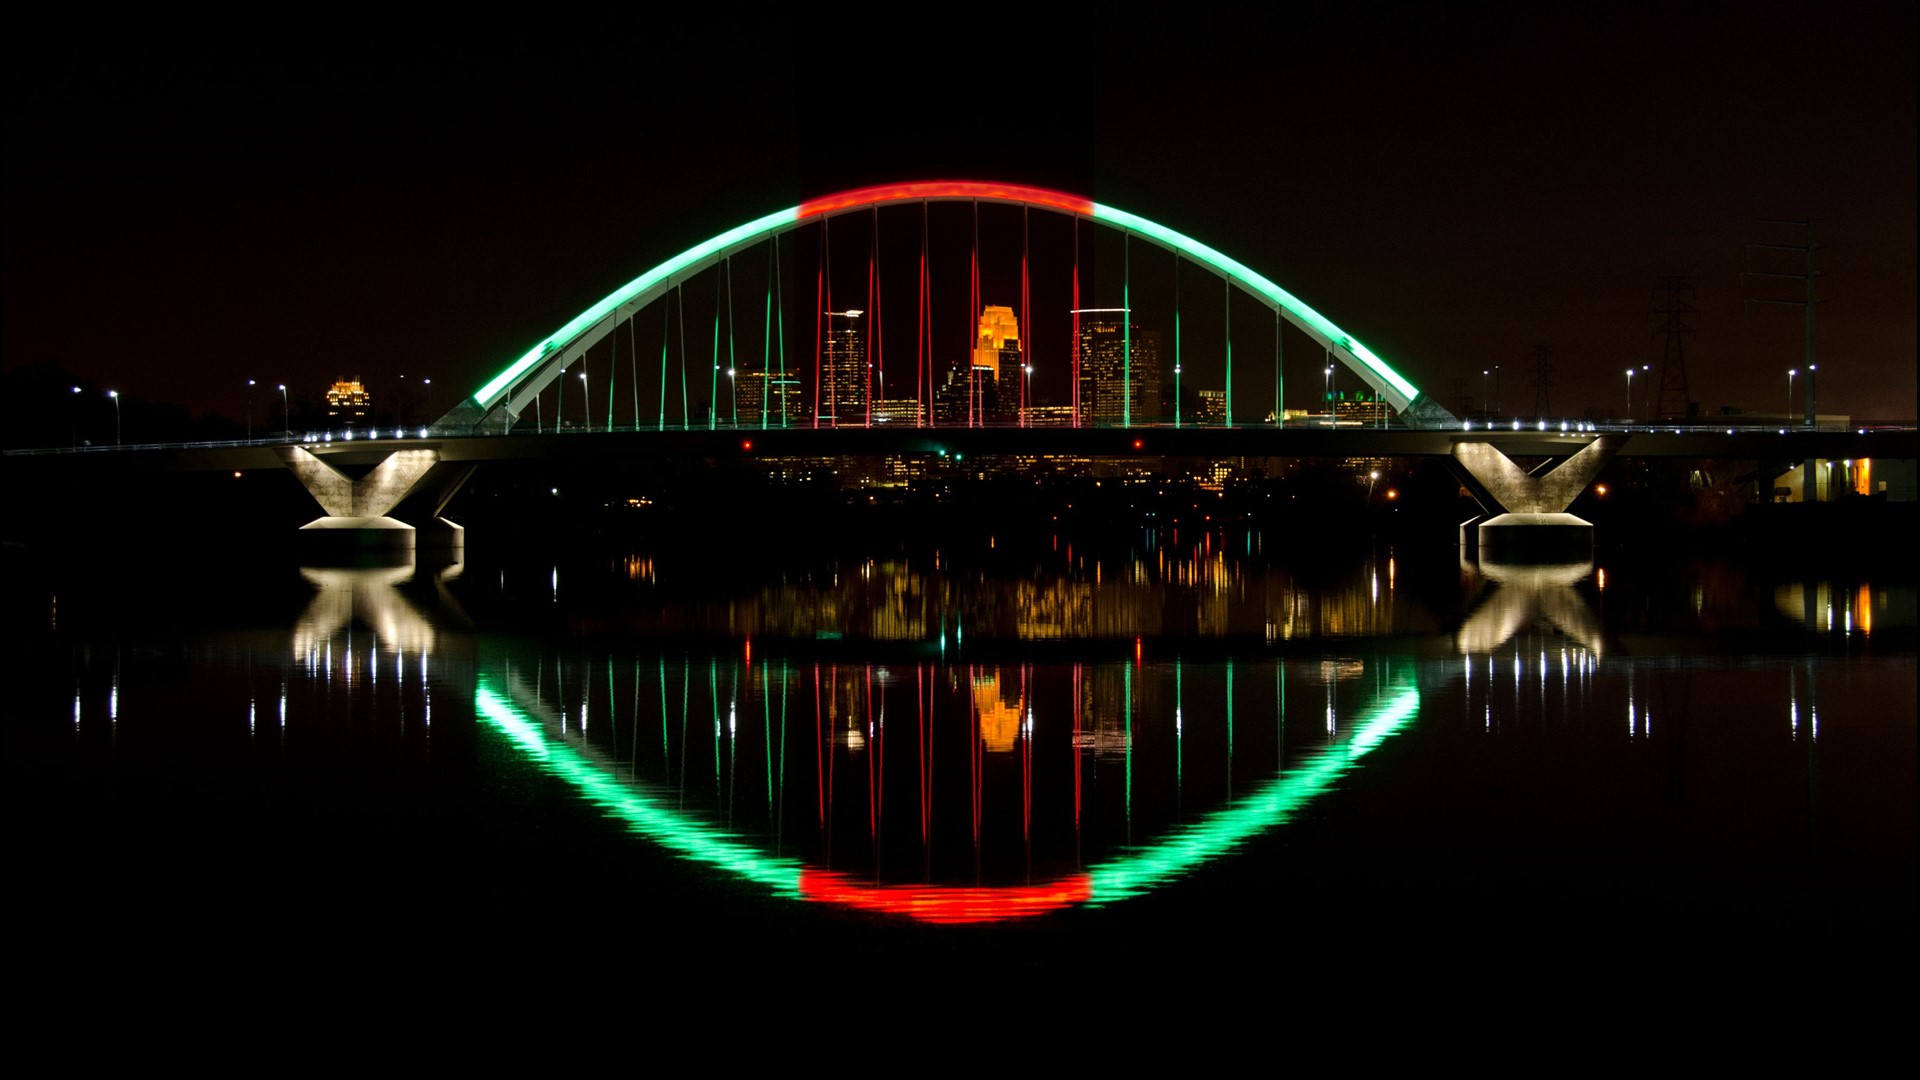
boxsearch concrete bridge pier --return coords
[1449,436,1623,561]
[276,446,474,561]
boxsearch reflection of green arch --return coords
[469,181,1438,423]
[472,668,1419,922]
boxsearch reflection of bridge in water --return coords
[105,547,1870,927]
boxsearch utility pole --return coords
[1652,276,1695,421]
[1745,220,1822,426]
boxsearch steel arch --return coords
[469,180,1434,425]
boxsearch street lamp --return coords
[1325,364,1335,426]
[1787,368,1796,423]
[1022,364,1032,427]
[71,386,81,447]
[1625,368,1635,423]
[247,378,256,439]
[108,390,121,445]
[579,370,590,431]
[1367,469,1380,502]
[423,379,433,431]
[1173,364,1183,428]
[1484,369,1492,417]
[727,368,737,428]
[277,384,289,436]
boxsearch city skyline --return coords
[5,5,1913,437]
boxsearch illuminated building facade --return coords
[735,370,807,427]
[1197,390,1227,425]
[1076,315,1161,426]
[326,379,371,423]
[870,398,925,425]
[819,310,868,426]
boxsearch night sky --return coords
[6,3,1913,437]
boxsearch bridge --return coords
[7,180,1913,555]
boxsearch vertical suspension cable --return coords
[762,249,773,431]
[1123,231,1132,428]
[677,282,690,429]
[658,287,668,431]
[606,316,617,432]
[710,269,722,431]
[726,256,738,428]
[918,202,930,428]
[627,314,638,431]
[1225,274,1233,428]
[873,206,885,413]
[813,225,824,430]
[865,210,875,428]
[1021,205,1030,427]
[969,199,979,428]
[1274,305,1282,425]
[774,233,788,429]
[1072,217,1080,427]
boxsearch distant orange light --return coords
[741,439,753,451]
[1132,439,1144,450]
[233,471,243,478]
[1385,489,1398,499]
[1595,484,1608,496]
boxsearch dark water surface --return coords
[10,528,1914,1018]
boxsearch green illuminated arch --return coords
[466,181,1443,425]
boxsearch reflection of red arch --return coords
[800,869,1092,925]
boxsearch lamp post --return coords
[109,390,121,445]
[423,379,432,431]
[1324,364,1335,426]
[1173,364,1183,428]
[71,386,81,447]
[278,384,289,436]
[1638,364,1648,422]
[579,370,590,431]
[1367,469,1380,502]
[1022,364,1032,427]
[1625,368,1635,424]
[1484,369,1492,418]
[247,378,256,439]
[1805,363,1816,427]
[1787,368,1796,424]
[727,368,737,428]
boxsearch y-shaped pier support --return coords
[1449,435,1623,559]
[276,446,474,555]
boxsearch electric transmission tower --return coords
[1744,220,1823,426]
[1530,344,1553,417]
[1652,276,1696,421]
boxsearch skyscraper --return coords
[1075,313,1161,426]
[818,309,868,427]
[969,305,1022,424]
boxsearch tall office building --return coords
[818,309,868,426]
[966,305,1022,424]
[734,370,807,427]
[1075,313,1161,426]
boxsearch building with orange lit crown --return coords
[325,379,371,422]
[966,305,1022,423]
